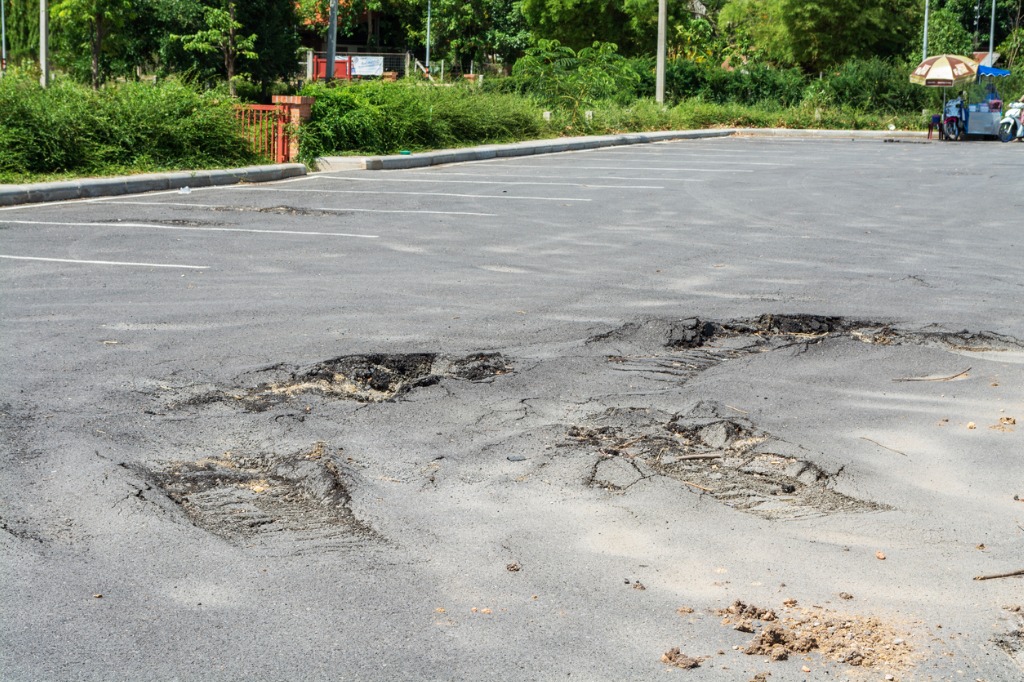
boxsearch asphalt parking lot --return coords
[3,137,1024,681]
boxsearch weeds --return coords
[0,71,257,183]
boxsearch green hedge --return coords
[297,80,544,160]
[0,72,257,182]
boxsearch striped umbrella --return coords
[910,54,979,87]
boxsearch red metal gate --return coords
[235,104,290,163]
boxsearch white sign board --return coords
[351,56,384,77]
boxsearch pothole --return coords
[134,442,370,545]
[569,403,885,519]
[173,352,512,412]
[592,314,1024,355]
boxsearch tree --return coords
[50,0,135,88]
[717,0,794,65]
[519,0,633,52]
[173,0,257,96]
[927,7,973,56]
[3,0,40,65]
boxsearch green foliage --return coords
[50,0,136,88]
[172,1,257,95]
[0,71,256,181]
[808,58,930,113]
[3,0,40,65]
[296,80,544,160]
[519,0,633,52]
[780,0,921,72]
[511,39,641,120]
[926,8,973,56]
[664,59,806,106]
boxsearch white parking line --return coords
[226,186,590,202]
[318,175,664,189]
[472,164,756,173]
[1,219,381,237]
[381,171,703,183]
[0,254,209,269]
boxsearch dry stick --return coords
[725,404,749,415]
[860,436,908,457]
[973,568,1024,581]
[675,453,724,461]
[893,367,971,383]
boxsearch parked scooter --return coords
[942,96,966,140]
[998,99,1024,142]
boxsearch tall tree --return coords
[50,0,135,87]
[173,0,257,95]
[3,0,40,65]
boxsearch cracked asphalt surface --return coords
[3,137,1024,680]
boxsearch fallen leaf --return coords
[783,598,798,607]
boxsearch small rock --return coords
[839,592,854,600]
[661,648,701,669]
[875,551,886,560]
[801,666,811,673]
[506,455,526,462]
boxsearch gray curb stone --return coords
[315,128,927,172]
[0,163,307,207]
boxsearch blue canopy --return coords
[978,65,1011,77]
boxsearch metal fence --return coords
[235,104,289,163]
[304,50,412,81]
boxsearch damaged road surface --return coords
[3,138,1024,681]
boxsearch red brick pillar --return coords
[272,95,316,163]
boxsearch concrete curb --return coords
[315,128,928,172]
[0,163,307,207]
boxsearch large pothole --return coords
[570,403,885,520]
[135,442,370,545]
[174,351,512,412]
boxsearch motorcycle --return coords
[998,100,1024,142]
[942,97,967,140]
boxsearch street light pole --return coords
[655,0,666,103]
[40,0,49,87]
[426,0,432,71]
[325,0,339,82]
[922,0,930,61]
[1,0,8,74]
[988,0,996,63]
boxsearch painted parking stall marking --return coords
[0,254,209,269]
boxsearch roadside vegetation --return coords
[2,0,1024,181]
[0,70,256,183]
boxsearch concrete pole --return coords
[922,0,930,61]
[40,0,49,87]
[2,0,8,73]
[426,0,431,70]
[655,0,666,103]
[988,0,996,63]
[325,0,339,82]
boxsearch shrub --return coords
[297,80,544,160]
[0,72,256,181]
[665,60,806,106]
[811,58,930,113]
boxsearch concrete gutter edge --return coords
[331,127,927,171]
[0,163,307,207]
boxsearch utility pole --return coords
[426,0,432,71]
[988,0,996,63]
[922,0,930,61]
[325,0,339,82]
[40,0,49,87]
[1,0,7,74]
[655,0,666,103]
